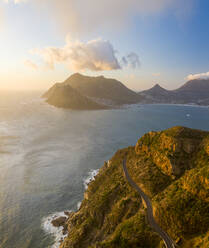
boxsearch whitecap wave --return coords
[77,201,81,210]
[42,211,71,248]
[42,168,99,248]
[83,169,99,190]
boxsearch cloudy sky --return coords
[1,0,209,90]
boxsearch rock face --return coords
[43,73,144,110]
[58,126,209,248]
[52,217,67,228]
[52,216,69,235]
[139,78,209,105]
[135,127,206,176]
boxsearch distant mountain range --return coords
[43,74,209,110]
[139,79,209,105]
[43,73,143,109]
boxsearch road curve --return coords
[122,159,176,248]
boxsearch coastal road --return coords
[122,159,176,248]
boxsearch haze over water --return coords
[0,91,209,248]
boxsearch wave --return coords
[83,169,99,190]
[42,168,99,248]
[42,211,70,248]
[77,201,81,210]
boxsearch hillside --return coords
[64,73,143,105]
[140,84,175,103]
[58,126,209,248]
[45,84,108,110]
[43,73,144,109]
[174,79,209,103]
[139,79,209,105]
[43,75,209,109]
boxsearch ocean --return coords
[0,91,209,248]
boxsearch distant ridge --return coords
[174,79,209,102]
[139,78,209,105]
[140,84,174,103]
[43,74,209,109]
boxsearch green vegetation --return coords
[60,126,209,248]
[43,73,144,110]
[45,84,108,110]
[63,73,143,105]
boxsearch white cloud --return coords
[186,72,209,81]
[31,38,121,71]
[15,0,26,3]
[24,59,38,70]
[29,38,140,72]
[0,7,3,27]
[122,53,140,69]
[3,0,26,3]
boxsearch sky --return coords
[1,0,209,91]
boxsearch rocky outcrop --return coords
[52,216,67,227]
[135,127,206,176]
[58,126,209,248]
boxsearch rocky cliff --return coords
[59,126,209,248]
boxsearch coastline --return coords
[143,103,209,108]
[42,169,100,248]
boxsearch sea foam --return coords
[83,169,99,190]
[42,168,99,247]
[42,211,70,248]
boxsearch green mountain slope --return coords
[64,73,143,105]
[60,126,209,248]
[43,73,144,109]
[46,84,108,110]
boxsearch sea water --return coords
[0,91,209,248]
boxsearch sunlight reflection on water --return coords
[0,91,208,248]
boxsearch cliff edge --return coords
[59,126,209,248]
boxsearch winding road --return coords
[122,159,176,248]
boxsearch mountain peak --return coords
[176,77,209,92]
[70,72,84,78]
[153,83,163,89]
[67,73,107,82]
[147,83,167,93]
